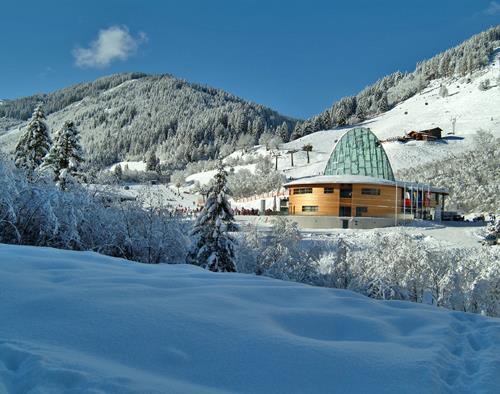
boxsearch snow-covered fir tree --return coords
[114,163,123,179]
[42,120,84,190]
[146,151,158,172]
[187,161,238,272]
[14,105,52,180]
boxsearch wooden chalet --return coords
[406,127,442,141]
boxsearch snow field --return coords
[1,244,500,393]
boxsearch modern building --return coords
[284,127,448,229]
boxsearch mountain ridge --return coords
[0,73,298,168]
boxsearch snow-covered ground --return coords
[1,243,499,394]
[186,163,257,187]
[108,160,148,172]
[236,216,489,248]
[90,182,201,211]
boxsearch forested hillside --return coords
[292,25,500,139]
[1,74,297,169]
[0,73,147,120]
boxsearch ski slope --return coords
[1,243,500,393]
[187,59,500,184]
[282,63,500,176]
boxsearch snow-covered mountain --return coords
[1,27,498,183]
[186,59,499,180]
[292,26,500,139]
[0,73,297,168]
[280,60,500,175]
[1,243,499,393]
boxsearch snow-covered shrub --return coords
[310,231,500,316]
[478,79,490,91]
[258,132,273,149]
[227,156,285,199]
[237,217,317,283]
[439,84,449,97]
[170,171,186,194]
[0,159,188,264]
[236,225,500,317]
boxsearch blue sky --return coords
[0,0,498,118]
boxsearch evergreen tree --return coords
[114,163,123,179]
[14,105,52,180]
[146,151,158,171]
[290,123,303,140]
[42,120,84,190]
[277,121,290,142]
[377,93,389,113]
[187,161,237,272]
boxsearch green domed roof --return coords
[324,127,395,181]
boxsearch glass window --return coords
[356,206,368,217]
[293,187,313,195]
[361,188,380,195]
[302,206,318,212]
[339,206,351,216]
[340,185,352,198]
[324,187,334,194]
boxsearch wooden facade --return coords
[288,182,445,218]
[406,127,443,141]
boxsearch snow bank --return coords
[1,244,499,393]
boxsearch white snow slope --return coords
[282,60,500,176]
[1,244,499,393]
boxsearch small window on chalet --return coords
[293,187,313,195]
[324,187,334,194]
[355,206,368,216]
[361,188,380,196]
[302,206,318,212]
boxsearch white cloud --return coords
[73,26,147,68]
[484,1,500,15]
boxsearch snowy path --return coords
[0,244,499,393]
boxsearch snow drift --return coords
[1,244,499,393]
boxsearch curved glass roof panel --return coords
[324,127,395,181]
